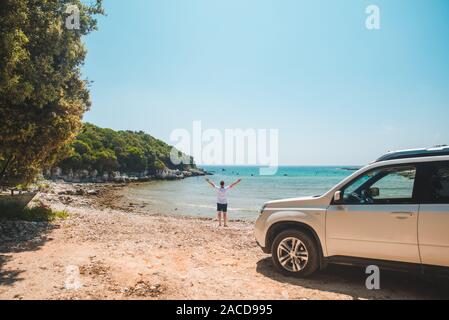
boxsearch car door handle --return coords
[390,211,414,219]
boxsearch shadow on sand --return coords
[256,257,449,300]
[0,219,57,288]
[0,254,24,287]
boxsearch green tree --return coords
[0,0,103,187]
[59,152,83,171]
[124,147,147,172]
[72,140,91,155]
[94,150,119,173]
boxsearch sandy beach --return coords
[0,181,448,300]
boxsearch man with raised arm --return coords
[205,178,242,227]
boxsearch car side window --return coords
[370,168,416,200]
[342,166,417,205]
[429,163,449,204]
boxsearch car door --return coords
[326,165,421,264]
[418,161,449,267]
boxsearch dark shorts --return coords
[217,203,228,213]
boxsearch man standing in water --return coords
[205,178,242,227]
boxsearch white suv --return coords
[255,147,449,277]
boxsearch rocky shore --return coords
[1,182,448,300]
[44,167,211,184]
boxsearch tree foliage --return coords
[0,0,103,187]
[58,123,195,175]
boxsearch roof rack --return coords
[375,146,449,163]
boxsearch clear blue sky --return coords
[82,0,449,165]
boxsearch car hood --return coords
[265,195,326,209]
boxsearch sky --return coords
[82,0,449,166]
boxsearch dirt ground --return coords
[1,182,448,300]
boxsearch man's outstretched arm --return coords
[229,179,242,189]
[205,178,216,188]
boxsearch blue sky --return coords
[82,0,449,165]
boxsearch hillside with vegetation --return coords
[57,123,195,176]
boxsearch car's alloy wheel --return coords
[276,237,309,272]
[271,230,320,277]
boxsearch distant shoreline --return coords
[43,167,212,185]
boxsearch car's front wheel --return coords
[271,230,319,277]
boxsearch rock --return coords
[123,281,164,297]
[86,189,99,196]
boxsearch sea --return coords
[122,166,360,221]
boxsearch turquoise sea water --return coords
[124,166,360,221]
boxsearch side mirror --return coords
[334,191,342,204]
[369,187,380,197]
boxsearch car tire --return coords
[271,229,320,277]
